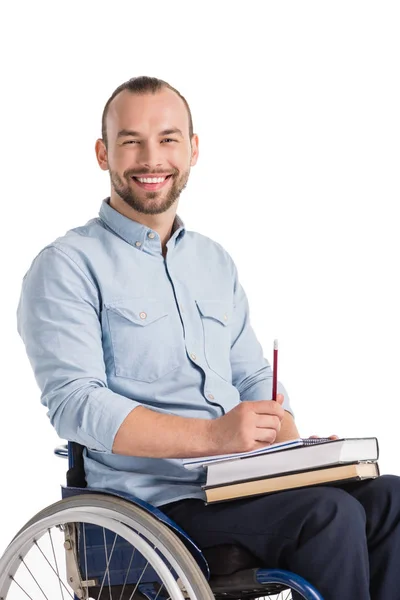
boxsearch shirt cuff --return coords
[76,386,141,453]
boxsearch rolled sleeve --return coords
[229,260,294,416]
[17,245,140,452]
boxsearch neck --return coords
[109,195,177,253]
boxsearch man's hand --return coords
[208,394,285,454]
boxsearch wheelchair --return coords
[0,442,324,600]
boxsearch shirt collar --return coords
[99,198,186,255]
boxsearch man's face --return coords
[100,89,198,215]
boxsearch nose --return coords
[137,140,163,170]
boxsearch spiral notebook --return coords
[183,437,322,470]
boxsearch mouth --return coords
[131,174,173,191]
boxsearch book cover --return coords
[204,461,380,504]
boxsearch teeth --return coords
[137,177,166,183]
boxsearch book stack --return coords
[183,437,379,504]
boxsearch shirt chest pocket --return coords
[105,299,181,383]
[195,299,233,382]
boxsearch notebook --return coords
[183,437,323,470]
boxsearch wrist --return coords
[202,418,219,456]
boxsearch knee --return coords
[303,486,366,536]
[360,474,400,511]
[368,474,400,498]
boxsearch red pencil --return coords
[272,339,278,401]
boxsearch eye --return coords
[122,140,138,145]
[161,138,177,143]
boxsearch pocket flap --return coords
[195,300,231,326]
[105,298,168,326]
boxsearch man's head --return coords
[95,76,199,216]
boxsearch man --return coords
[17,76,400,599]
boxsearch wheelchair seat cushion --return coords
[202,543,261,575]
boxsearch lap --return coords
[163,483,358,544]
[162,475,400,549]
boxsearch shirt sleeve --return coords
[17,245,140,452]
[229,259,294,416]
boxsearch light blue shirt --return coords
[17,199,292,506]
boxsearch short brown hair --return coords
[101,76,194,148]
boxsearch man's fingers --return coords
[252,400,285,419]
[255,415,281,431]
[254,428,279,444]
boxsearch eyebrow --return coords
[117,128,184,138]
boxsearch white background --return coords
[0,1,399,553]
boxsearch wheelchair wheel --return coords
[0,494,214,600]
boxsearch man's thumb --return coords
[276,393,284,405]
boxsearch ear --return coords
[95,138,109,171]
[190,134,199,167]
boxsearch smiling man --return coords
[17,76,400,600]
[99,86,195,224]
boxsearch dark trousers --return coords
[161,475,400,600]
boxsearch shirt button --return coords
[148,232,155,239]
[135,241,142,247]
[190,353,197,361]
[207,393,215,400]
[223,314,228,321]
[139,312,147,320]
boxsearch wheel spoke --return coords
[19,557,50,600]
[96,531,118,600]
[102,528,113,600]
[48,529,65,600]
[127,561,149,600]
[33,539,74,599]
[118,545,136,600]
[153,582,166,600]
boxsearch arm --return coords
[113,399,285,456]
[17,245,143,452]
[113,406,214,456]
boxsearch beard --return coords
[109,166,190,215]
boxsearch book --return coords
[199,437,379,487]
[204,462,380,504]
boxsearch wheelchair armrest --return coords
[55,442,87,487]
